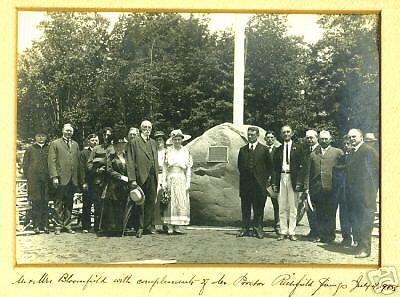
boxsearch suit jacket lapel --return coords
[61,138,70,152]
[138,137,151,159]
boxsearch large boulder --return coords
[187,122,276,226]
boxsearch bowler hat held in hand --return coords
[129,186,145,205]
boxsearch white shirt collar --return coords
[283,140,293,146]
[354,141,364,152]
[311,143,319,151]
[249,141,258,149]
[321,145,330,154]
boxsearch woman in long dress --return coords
[161,129,192,234]
[153,130,167,231]
[99,139,129,236]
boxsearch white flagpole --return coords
[233,15,246,125]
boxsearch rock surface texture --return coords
[187,122,276,226]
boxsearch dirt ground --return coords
[16,217,378,265]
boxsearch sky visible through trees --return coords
[17,12,379,146]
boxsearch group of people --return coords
[22,120,378,258]
[237,125,378,258]
[22,120,193,238]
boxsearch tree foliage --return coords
[18,13,379,146]
[306,14,379,138]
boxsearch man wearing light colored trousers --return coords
[272,125,305,241]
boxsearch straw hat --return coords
[166,129,191,145]
[364,133,377,142]
[153,131,165,138]
[267,185,278,199]
[129,186,145,205]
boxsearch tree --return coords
[307,14,379,138]
[18,12,111,142]
[245,14,315,135]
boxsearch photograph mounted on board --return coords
[16,11,380,265]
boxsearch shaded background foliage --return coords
[17,12,379,146]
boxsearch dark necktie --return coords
[285,143,289,164]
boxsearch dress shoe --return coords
[355,250,370,258]
[136,229,143,238]
[289,235,298,241]
[82,229,89,234]
[236,229,249,238]
[253,228,263,239]
[305,233,318,241]
[340,238,352,247]
[277,234,286,241]
[64,228,75,234]
[274,227,280,235]
[312,237,321,243]
[43,227,50,234]
[174,226,185,234]
[320,238,334,244]
[143,229,156,235]
[34,227,40,234]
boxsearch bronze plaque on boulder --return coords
[208,146,228,163]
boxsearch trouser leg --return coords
[81,191,92,230]
[240,195,251,230]
[63,182,75,229]
[326,191,337,241]
[53,187,64,228]
[287,183,298,236]
[270,195,280,228]
[142,174,157,231]
[339,199,352,240]
[253,194,266,230]
[278,174,289,235]
[31,201,40,228]
[358,205,375,254]
[38,199,49,229]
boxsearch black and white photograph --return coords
[15,11,380,265]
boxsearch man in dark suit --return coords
[304,129,320,241]
[346,129,378,258]
[48,123,86,235]
[126,120,159,238]
[23,128,50,234]
[80,133,99,233]
[272,125,305,241]
[237,126,272,239]
[332,135,354,247]
[264,131,280,235]
[304,130,344,243]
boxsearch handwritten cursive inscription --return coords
[271,273,314,297]
[12,271,398,296]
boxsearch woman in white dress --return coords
[161,129,192,234]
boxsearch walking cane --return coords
[121,196,134,237]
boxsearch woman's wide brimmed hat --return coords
[166,129,191,145]
[129,186,145,205]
